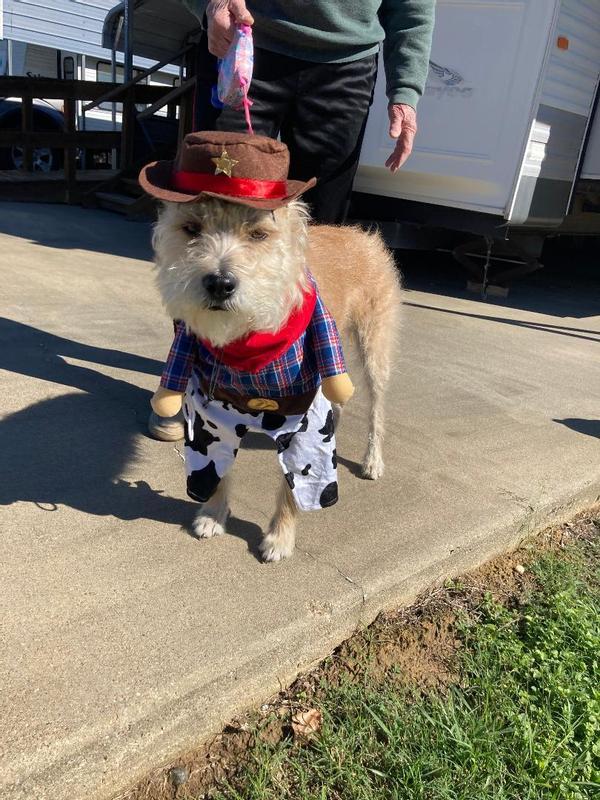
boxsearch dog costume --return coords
[141,131,354,511]
[159,273,344,511]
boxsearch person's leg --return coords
[281,54,378,224]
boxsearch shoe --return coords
[148,409,185,442]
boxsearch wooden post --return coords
[178,49,196,143]
[120,86,135,170]
[21,94,34,172]
[63,98,77,203]
[124,0,134,84]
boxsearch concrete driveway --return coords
[1,204,599,800]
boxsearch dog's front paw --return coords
[260,530,295,562]
[193,512,227,539]
[361,447,385,480]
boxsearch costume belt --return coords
[200,379,317,416]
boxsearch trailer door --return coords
[355,0,559,218]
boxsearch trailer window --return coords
[96,61,145,84]
[96,61,146,111]
[63,56,75,81]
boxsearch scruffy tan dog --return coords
[141,133,401,561]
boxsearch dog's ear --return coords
[286,200,310,246]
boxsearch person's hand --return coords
[385,104,417,173]
[206,0,254,58]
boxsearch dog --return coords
[151,195,401,561]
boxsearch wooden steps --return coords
[0,168,120,203]
[83,172,156,220]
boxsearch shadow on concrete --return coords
[0,317,192,524]
[0,318,282,549]
[336,453,365,479]
[1,317,164,382]
[404,301,600,344]
[181,513,265,561]
[553,418,600,439]
[400,249,600,320]
[0,203,153,261]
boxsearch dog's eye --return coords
[249,229,269,241]
[182,223,202,238]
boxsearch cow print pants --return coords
[183,375,339,512]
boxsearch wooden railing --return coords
[0,74,195,201]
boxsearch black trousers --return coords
[193,38,378,223]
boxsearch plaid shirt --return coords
[160,281,346,397]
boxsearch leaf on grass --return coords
[291,708,322,741]
[367,767,389,778]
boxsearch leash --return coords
[209,23,254,135]
[203,349,222,407]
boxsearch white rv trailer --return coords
[355,0,600,245]
[0,0,179,130]
[104,0,600,250]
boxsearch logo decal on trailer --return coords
[426,61,473,99]
[429,61,464,86]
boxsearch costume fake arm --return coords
[309,291,354,405]
[151,321,196,417]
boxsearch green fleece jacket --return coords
[182,1,435,108]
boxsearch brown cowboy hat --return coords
[139,130,316,211]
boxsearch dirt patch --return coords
[371,612,461,689]
[114,507,599,800]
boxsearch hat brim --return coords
[139,160,316,211]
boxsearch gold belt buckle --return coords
[247,397,280,412]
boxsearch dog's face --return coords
[152,197,309,346]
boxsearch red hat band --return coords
[172,170,288,200]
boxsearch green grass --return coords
[215,537,600,800]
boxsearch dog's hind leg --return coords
[260,478,298,562]
[354,297,399,481]
[193,474,231,538]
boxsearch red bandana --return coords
[200,286,317,373]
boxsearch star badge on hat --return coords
[211,149,238,178]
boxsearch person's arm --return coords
[379,0,435,172]
[379,0,435,108]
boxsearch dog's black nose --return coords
[202,271,238,301]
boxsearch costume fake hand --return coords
[151,387,184,418]
[321,373,355,406]
[385,104,418,173]
[207,0,254,58]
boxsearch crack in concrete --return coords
[299,548,367,605]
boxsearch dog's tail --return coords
[351,229,402,389]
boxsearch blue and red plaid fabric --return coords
[160,279,346,397]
